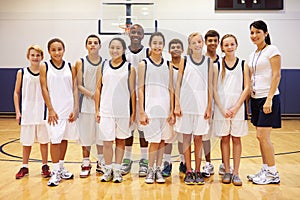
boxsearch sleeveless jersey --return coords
[45,60,73,120]
[100,60,131,118]
[79,56,102,113]
[20,67,45,125]
[180,55,210,115]
[214,58,247,120]
[126,46,149,70]
[126,46,149,88]
[214,54,220,63]
[172,64,178,90]
[171,57,187,89]
[143,57,170,118]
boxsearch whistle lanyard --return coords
[251,44,267,91]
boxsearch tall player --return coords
[121,24,150,177]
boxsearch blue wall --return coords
[0,68,299,115]
[279,70,300,115]
[0,68,18,113]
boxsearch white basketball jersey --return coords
[45,60,73,120]
[100,60,131,118]
[143,57,170,118]
[79,56,102,113]
[214,58,246,120]
[172,64,178,90]
[171,57,187,90]
[125,46,149,70]
[126,46,149,89]
[20,67,45,125]
[180,55,210,115]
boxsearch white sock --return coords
[205,162,211,166]
[106,164,113,170]
[268,165,277,174]
[163,154,172,163]
[52,163,60,171]
[180,154,185,163]
[82,157,90,166]
[140,147,148,160]
[114,164,121,170]
[97,154,104,162]
[22,164,28,168]
[59,160,64,169]
[262,164,268,170]
[124,146,132,160]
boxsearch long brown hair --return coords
[250,20,271,45]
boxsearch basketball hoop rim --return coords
[118,24,131,34]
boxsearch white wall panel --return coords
[0,0,299,68]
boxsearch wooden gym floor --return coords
[0,118,299,200]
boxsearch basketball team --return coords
[13,19,282,187]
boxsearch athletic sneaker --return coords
[155,167,166,183]
[222,173,232,184]
[47,170,61,187]
[247,168,266,181]
[194,171,205,185]
[179,162,187,173]
[139,158,148,177]
[80,164,92,178]
[219,163,233,175]
[16,167,29,179]
[113,169,123,183]
[162,161,172,177]
[60,167,74,179]
[101,168,113,182]
[120,158,133,175]
[202,163,214,178]
[96,160,105,174]
[253,170,280,185]
[184,171,195,185]
[232,174,242,186]
[41,164,51,178]
[145,167,155,184]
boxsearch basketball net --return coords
[119,23,131,35]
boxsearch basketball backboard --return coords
[99,0,157,35]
